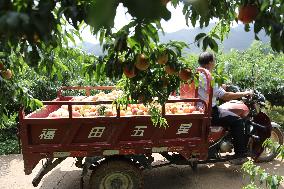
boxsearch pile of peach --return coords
[47,91,203,118]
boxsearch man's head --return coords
[198,52,215,72]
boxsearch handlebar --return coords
[226,85,266,106]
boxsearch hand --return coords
[243,90,253,97]
[221,84,227,90]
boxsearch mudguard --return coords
[251,112,272,159]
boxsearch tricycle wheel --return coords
[257,127,284,162]
[89,159,143,189]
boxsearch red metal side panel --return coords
[118,117,155,145]
[21,115,210,174]
[20,93,211,175]
[23,116,208,149]
[163,118,203,139]
[73,118,128,144]
[29,121,70,145]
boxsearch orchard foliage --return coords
[184,42,284,107]
[1,0,284,115]
[2,0,284,62]
[0,47,101,125]
[242,139,284,189]
[217,42,284,107]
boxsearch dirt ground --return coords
[0,154,284,189]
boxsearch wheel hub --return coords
[111,178,123,188]
[102,172,133,189]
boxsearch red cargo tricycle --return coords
[19,69,283,189]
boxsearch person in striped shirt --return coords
[198,52,252,164]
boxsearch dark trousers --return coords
[212,106,248,155]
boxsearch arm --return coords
[220,91,252,101]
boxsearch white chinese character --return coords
[39,129,57,140]
[176,124,192,135]
[88,127,105,138]
[131,126,147,137]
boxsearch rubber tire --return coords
[190,161,198,172]
[257,127,284,163]
[89,159,143,189]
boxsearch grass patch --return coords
[0,128,19,155]
[265,105,284,130]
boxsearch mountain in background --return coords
[79,24,269,55]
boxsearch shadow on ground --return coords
[0,154,283,189]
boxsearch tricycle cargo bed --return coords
[19,87,211,175]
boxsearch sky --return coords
[78,3,239,45]
[80,4,192,44]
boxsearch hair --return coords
[198,52,215,65]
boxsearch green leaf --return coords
[202,36,209,51]
[145,23,159,43]
[99,29,106,45]
[195,33,207,42]
[66,32,75,44]
[85,0,118,34]
[208,37,218,52]
[261,1,270,11]
[255,34,260,40]
[211,33,220,40]
[245,24,250,32]
[254,21,262,34]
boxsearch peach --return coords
[105,109,114,116]
[48,112,60,118]
[120,110,126,116]
[72,111,82,117]
[135,54,150,71]
[192,110,201,114]
[86,112,97,117]
[131,107,139,115]
[183,107,191,114]
[170,106,178,114]
[1,69,12,79]
[157,53,168,65]
[137,110,144,115]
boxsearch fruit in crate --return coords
[48,108,69,118]
[131,107,139,115]
[48,112,60,118]
[72,111,82,117]
[120,110,126,116]
[105,109,114,116]
[85,112,97,117]
[165,102,198,114]
[47,90,204,118]
[70,96,86,101]
[192,110,201,114]
[170,105,178,114]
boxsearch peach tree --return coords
[1,0,284,122]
